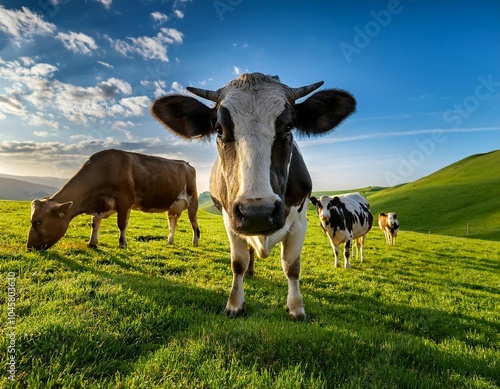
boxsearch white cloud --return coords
[29,63,58,77]
[0,95,26,117]
[30,113,59,129]
[174,10,184,19]
[151,11,168,25]
[142,80,168,98]
[0,58,151,127]
[233,66,241,75]
[56,32,98,55]
[117,96,151,117]
[97,61,113,69]
[111,28,183,62]
[170,81,185,94]
[96,0,112,10]
[0,6,56,41]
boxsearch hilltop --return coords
[367,150,500,240]
[0,177,59,201]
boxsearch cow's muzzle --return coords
[232,197,285,235]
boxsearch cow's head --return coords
[26,198,73,250]
[152,73,355,235]
[387,212,398,228]
[310,195,342,229]
[380,212,398,228]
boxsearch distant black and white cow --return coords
[378,212,399,245]
[310,193,373,269]
[151,72,356,320]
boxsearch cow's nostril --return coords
[232,198,284,234]
[271,200,281,220]
[233,203,247,227]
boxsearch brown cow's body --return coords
[27,149,199,249]
[378,212,399,245]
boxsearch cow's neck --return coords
[50,180,90,219]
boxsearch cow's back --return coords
[74,149,195,213]
[127,152,196,212]
[338,193,372,239]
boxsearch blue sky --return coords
[0,0,499,192]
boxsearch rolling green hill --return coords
[367,150,500,241]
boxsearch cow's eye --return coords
[215,125,223,137]
[33,220,42,228]
[279,124,293,140]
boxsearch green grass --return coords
[1,200,499,388]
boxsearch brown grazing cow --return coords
[27,149,200,250]
[378,212,399,245]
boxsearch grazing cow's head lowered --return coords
[28,198,73,250]
[152,73,355,236]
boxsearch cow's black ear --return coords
[310,196,318,206]
[151,95,215,139]
[293,89,356,136]
[379,212,386,217]
[331,196,341,207]
[394,214,398,219]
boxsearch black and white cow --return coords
[151,73,356,320]
[310,193,373,269]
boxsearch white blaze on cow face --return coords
[212,84,295,235]
[387,212,398,228]
[223,88,288,201]
[313,196,334,228]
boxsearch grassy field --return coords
[368,150,500,241]
[1,199,499,388]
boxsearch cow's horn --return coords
[186,87,218,102]
[291,81,324,100]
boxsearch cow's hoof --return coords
[286,307,307,322]
[225,303,245,318]
[88,243,98,248]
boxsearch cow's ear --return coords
[379,212,386,217]
[393,214,398,219]
[151,95,215,139]
[51,201,73,218]
[293,89,356,135]
[331,196,341,207]
[309,196,318,206]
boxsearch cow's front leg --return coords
[225,233,251,317]
[89,216,102,247]
[330,239,340,268]
[187,197,200,247]
[281,213,307,321]
[344,240,351,269]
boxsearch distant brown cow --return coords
[378,212,399,245]
[27,149,200,250]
